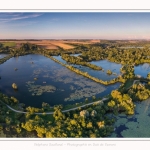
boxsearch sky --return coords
[0,12,150,40]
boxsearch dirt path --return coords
[0,79,140,115]
[0,98,108,115]
[127,80,139,90]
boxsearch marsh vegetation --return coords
[0,40,150,138]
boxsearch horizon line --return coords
[0,38,150,41]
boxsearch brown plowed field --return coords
[0,39,100,50]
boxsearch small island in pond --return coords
[0,12,150,138]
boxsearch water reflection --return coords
[134,63,150,78]
[0,54,120,107]
[54,55,122,81]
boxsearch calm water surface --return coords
[0,54,120,108]
[54,55,122,81]
[0,54,8,59]
[134,63,150,78]
[54,55,150,80]
[109,99,150,137]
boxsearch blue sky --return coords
[0,12,150,39]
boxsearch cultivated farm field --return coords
[0,39,100,50]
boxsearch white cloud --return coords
[0,13,43,23]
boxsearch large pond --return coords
[54,54,150,80]
[0,54,121,108]
[91,59,150,79]
[53,55,122,81]
[109,98,150,137]
[86,59,150,79]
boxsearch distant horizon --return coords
[1,12,150,40]
[0,38,150,41]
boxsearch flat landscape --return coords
[0,12,150,138]
[0,39,100,50]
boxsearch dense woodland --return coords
[61,54,103,70]
[80,45,150,65]
[0,92,115,137]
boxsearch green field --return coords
[2,42,16,47]
[123,79,134,89]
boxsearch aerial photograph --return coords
[0,12,150,138]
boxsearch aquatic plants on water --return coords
[26,81,56,96]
